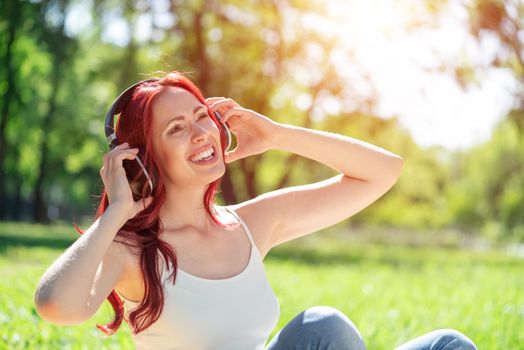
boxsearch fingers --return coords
[101,142,139,182]
[221,107,244,124]
[104,142,128,175]
[110,149,139,171]
[207,99,240,127]
[205,97,222,104]
[206,97,233,105]
[207,98,240,114]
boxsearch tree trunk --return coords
[12,176,22,221]
[33,66,60,223]
[0,1,20,219]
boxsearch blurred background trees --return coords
[0,0,522,242]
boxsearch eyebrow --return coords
[163,105,207,131]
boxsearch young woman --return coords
[34,71,477,350]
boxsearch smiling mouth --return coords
[189,146,218,164]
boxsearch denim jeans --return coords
[263,306,477,350]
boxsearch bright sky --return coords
[66,0,518,152]
[288,0,518,151]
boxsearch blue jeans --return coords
[263,306,477,350]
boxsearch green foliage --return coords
[450,118,524,241]
[0,0,522,239]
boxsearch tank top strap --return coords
[223,206,256,247]
[157,247,172,278]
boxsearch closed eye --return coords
[168,113,209,134]
[169,126,183,134]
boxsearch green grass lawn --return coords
[1,220,522,349]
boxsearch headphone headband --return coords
[105,78,160,149]
[104,78,159,196]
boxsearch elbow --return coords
[34,288,53,320]
[394,156,404,174]
[34,300,58,324]
[367,157,403,185]
[388,157,404,186]
[35,302,88,326]
[34,293,89,326]
[388,156,404,178]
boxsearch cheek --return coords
[165,147,186,167]
[208,122,221,137]
[205,118,219,129]
[155,140,186,171]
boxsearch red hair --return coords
[73,71,239,335]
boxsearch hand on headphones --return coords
[206,97,280,164]
[100,142,154,220]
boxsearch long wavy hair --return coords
[73,71,240,336]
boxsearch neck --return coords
[158,182,218,234]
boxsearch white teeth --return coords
[190,148,214,162]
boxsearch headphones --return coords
[104,78,233,196]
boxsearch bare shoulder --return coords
[222,197,281,260]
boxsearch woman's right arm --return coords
[34,142,152,325]
[34,205,130,325]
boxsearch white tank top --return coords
[117,206,281,350]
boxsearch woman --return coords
[34,71,477,349]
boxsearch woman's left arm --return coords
[207,97,404,249]
[270,122,403,182]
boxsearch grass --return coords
[0,220,523,349]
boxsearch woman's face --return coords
[151,87,225,186]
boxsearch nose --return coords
[191,123,210,143]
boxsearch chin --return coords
[202,163,226,182]
[211,164,226,180]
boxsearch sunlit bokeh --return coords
[278,0,517,150]
[1,0,523,348]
